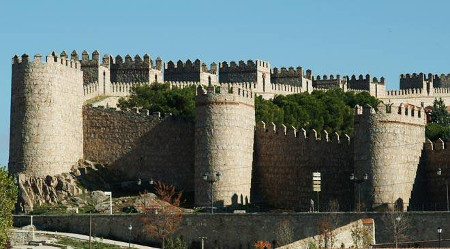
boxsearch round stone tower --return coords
[195,85,255,207]
[9,53,84,177]
[354,103,425,210]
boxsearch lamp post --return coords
[437,168,449,211]
[350,173,368,212]
[199,236,207,249]
[128,224,133,248]
[137,178,155,208]
[395,216,401,248]
[202,171,221,214]
[438,227,442,248]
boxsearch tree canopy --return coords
[118,83,196,121]
[426,98,450,141]
[256,89,380,135]
[119,84,380,135]
[0,168,18,247]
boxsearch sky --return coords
[1,0,450,166]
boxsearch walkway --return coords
[12,229,159,249]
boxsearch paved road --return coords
[12,229,159,249]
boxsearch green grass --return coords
[29,204,68,215]
[56,237,136,249]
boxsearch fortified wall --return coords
[9,53,83,177]
[354,103,426,210]
[83,106,195,190]
[8,50,450,212]
[164,59,218,85]
[253,122,353,210]
[195,86,255,206]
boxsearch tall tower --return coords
[354,103,425,210]
[195,85,255,207]
[9,53,84,177]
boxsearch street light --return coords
[128,224,133,248]
[198,236,207,249]
[437,168,449,211]
[202,171,222,214]
[438,227,442,248]
[350,173,368,211]
[395,216,401,248]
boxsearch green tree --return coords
[426,98,450,140]
[430,98,449,124]
[256,88,380,136]
[118,83,196,121]
[0,168,18,247]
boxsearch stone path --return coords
[12,229,159,249]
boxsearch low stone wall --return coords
[13,212,450,249]
[278,218,375,249]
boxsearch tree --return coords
[118,83,196,121]
[0,168,18,247]
[317,219,336,249]
[275,219,294,247]
[140,181,184,249]
[350,223,373,249]
[165,237,188,249]
[430,98,449,125]
[382,210,410,248]
[426,98,450,140]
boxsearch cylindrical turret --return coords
[195,85,255,207]
[354,103,426,210]
[9,53,84,177]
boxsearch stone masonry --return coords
[354,103,426,210]
[194,85,255,206]
[8,50,450,211]
[9,53,83,177]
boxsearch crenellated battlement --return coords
[312,74,346,90]
[386,88,424,96]
[354,103,426,127]
[165,59,217,74]
[271,66,313,80]
[219,60,270,72]
[84,104,170,121]
[347,74,385,84]
[195,85,254,107]
[256,121,351,145]
[400,72,436,81]
[12,52,81,70]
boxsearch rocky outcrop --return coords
[17,172,84,213]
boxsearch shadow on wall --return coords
[83,107,196,195]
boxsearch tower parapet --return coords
[354,103,425,210]
[164,59,218,85]
[312,74,347,91]
[219,60,270,94]
[400,73,434,96]
[9,52,84,177]
[109,54,162,83]
[271,66,313,93]
[347,74,386,98]
[195,85,255,207]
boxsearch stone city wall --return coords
[9,53,84,177]
[411,139,450,211]
[13,212,450,249]
[83,106,195,190]
[194,86,255,206]
[253,122,354,211]
[354,103,426,210]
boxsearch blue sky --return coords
[1,0,450,166]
